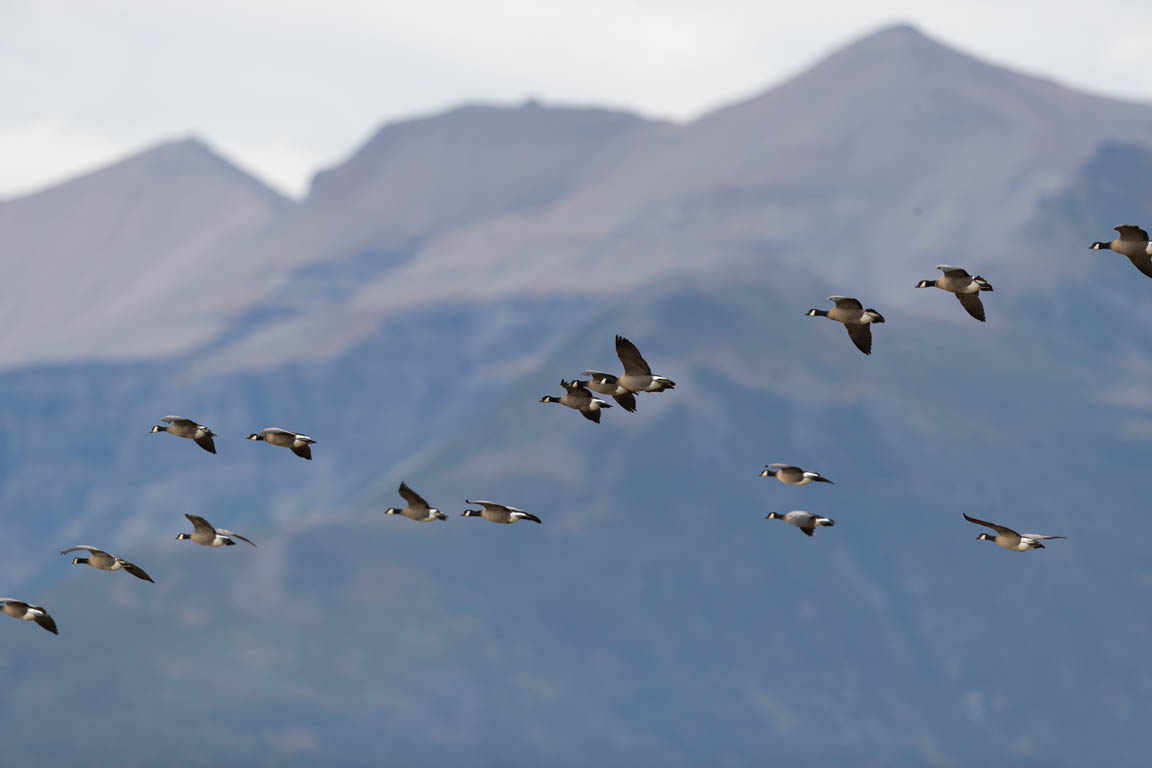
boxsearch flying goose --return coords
[247,427,316,460]
[176,513,256,547]
[962,513,1064,551]
[151,415,217,454]
[386,482,447,521]
[59,545,154,582]
[462,500,542,524]
[1091,225,1152,278]
[806,297,885,355]
[0,598,58,634]
[765,510,834,537]
[915,265,994,322]
[539,379,612,423]
[760,464,833,486]
[583,335,675,396]
[579,373,638,413]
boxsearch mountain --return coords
[0,138,291,368]
[1,23,1152,766]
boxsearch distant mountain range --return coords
[1,24,1151,766]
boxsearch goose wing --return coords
[185,514,216,535]
[32,611,58,635]
[936,265,971,277]
[290,443,313,460]
[398,481,430,510]
[122,562,155,583]
[612,391,637,412]
[845,323,873,355]
[465,500,524,513]
[615,336,652,377]
[161,415,195,427]
[215,529,256,547]
[58,545,108,557]
[829,296,863,310]
[1125,253,1152,279]
[193,433,218,454]
[580,407,603,423]
[562,379,593,396]
[1020,533,1066,540]
[581,371,619,384]
[963,513,1017,536]
[1115,225,1150,241]
[515,512,543,524]
[955,292,986,322]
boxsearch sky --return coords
[2,0,1150,199]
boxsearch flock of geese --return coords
[2,224,1149,635]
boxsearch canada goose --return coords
[1091,225,1152,278]
[583,335,675,395]
[962,513,1064,551]
[579,373,638,412]
[59,545,154,582]
[151,415,217,454]
[760,464,833,486]
[176,513,256,547]
[915,265,993,322]
[539,379,612,423]
[247,428,316,460]
[806,297,885,355]
[765,510,834,537]
[0,598,57,634]
[386,482,447,521]
[462,500,542,524]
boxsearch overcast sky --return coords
[2,0,1149,199]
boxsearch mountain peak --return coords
[9,134,288,207]
[308,101,657,203]
[848,22,930,47]
[811,22,990,79]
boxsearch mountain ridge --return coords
[0,24,1151,764]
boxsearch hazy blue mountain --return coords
[1,23,1151,766]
